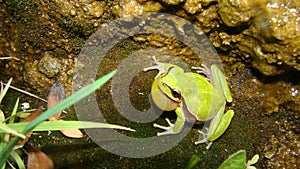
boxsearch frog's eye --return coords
[171,88,181,98]
[163,83,181,99]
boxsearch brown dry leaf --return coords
[57,120,84,138]
[15,107,44,145]
[27,146,54,169]
[60,128,84,138]
[21,107,44,122]
[47,80,65,121]
[47,80,83,138]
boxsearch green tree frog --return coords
[144,56,234,149]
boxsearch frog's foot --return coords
[144,55,168,78]
[144,56,159,70]
[153,118,180,136]
[191,64,211,80]
[194,129,213,149]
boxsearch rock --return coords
[218,0,255,27]
[212,0,300,75]
[38,52,61,78]
[24,60,53,93]
[161,0,184,5]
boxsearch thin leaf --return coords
[2,121,135,132]
[247,154,259,166]
[10,150,26,169]
[247,166,256,169]
[0,78,12,104]
[16,109,37,119]
[218,150,246,169]
[3,83,47,102]
[8,98,20,124]
[4,98,20,141]
[0,143,6,169]
[0,123,26,139]
[0,70,117,165]
[23,70,117,134]
[20,107,43,122]
[186,155,201,169]
[0,109,4,123]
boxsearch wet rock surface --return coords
[38,52,61,78]
[263,118,300,168]
[0,0,299,168]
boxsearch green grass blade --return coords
[0,123,26,139]
[22,70,117,134]
[0,109,4,123]
[4,98,20,141]
[0,70,116,166]
[0,162,4,169]
[1,121,135,132]
[186,155,201,169]
[8,98,19,124]
[10,150,25,169]
[0,143,6,169]
[0,78,12,105]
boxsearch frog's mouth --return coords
[151,86,180,111]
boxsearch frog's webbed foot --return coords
[194,129,213,149]
[153,118,179,136]
[191,64,211,81]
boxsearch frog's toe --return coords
[195,139,213,149]
[195,129,213,149]
[153,118,174,130]
[153,123,172,131]
[194,139,207,145]
[192,64,211,77]
[156,130,175,136]
[154,118,181,136]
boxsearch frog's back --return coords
[180,72,225,121]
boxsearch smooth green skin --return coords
[144,57,234,149]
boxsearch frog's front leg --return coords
[195,105,234,149]
[154,107,186,136]
[143,56,169,79]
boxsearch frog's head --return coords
[151,72,181,111]
[151,71,181,111]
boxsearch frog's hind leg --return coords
[195,105,234,149]
[211,64,233,102]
